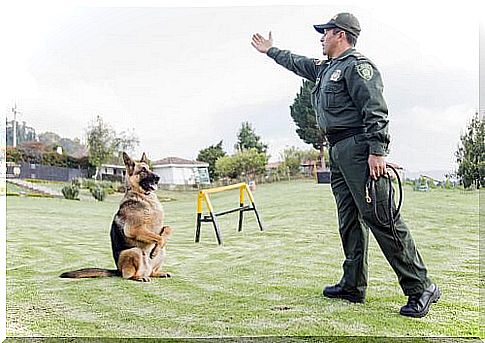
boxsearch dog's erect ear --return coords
[140,152,149,165]
[123,152,135,175]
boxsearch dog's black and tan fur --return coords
[60,152,172,282]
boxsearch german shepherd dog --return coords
[60,152,173,282]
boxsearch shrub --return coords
[98,180,118,194]
[215,148,268,179]
[62,184,80,200]
[71,177,82,188]
[82,179,97,190]
[90,185,107,201]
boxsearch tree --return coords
[86,115,139,179]
[290,80,328,170]
[197,140,226,181]
[215,148,268,180]
[280,146,304,175]
[39,132,87,157]
[111,129,140,161]
[280,146,328,176]
[455,111,485,189]
[234,122,268,154]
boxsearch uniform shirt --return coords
[267,46,390,156]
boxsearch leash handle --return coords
[365,163,404,250]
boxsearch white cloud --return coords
[387,105,476,172]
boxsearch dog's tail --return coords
[59,268,120,278]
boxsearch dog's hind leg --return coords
[119,248,151,282]
[151,270,171,278]
[150,249,171,278]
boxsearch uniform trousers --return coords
[328,133,431,298]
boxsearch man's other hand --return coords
[368,154,386,180]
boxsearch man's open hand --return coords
[251,32,273,53]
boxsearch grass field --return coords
[5,180,481,339]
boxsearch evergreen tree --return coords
[290,79,328,169]
[234,122,268,154]
[455,111,485,188]
[197,140,226,181]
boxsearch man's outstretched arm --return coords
[251,31,319,82]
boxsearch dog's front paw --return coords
[150,245,161,259]
[161,225,173,237]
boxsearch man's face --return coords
[320,28,341,57]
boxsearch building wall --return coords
[154,166,175,185]
[174,167,193,185]
[153,166,210,185]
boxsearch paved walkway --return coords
[7,178,98,201]
[7,178,63,198]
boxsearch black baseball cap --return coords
[314,12,361,37]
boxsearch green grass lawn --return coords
[5,180,481,339]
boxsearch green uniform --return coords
[267,46,432,297]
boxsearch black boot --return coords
[323,284,365,303]
[400,283,441,318]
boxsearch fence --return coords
[7,162,87,182]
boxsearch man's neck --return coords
[329,44,353,59]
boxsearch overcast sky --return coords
[0,0,480,174]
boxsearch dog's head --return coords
[123,152,160,195]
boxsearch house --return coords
[152,157,210,186]
[100,157,210,186]
[100,164,126,182]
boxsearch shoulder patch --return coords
[355,62,374,81]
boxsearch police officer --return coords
[251,13,440,317]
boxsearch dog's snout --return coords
[153,174,160,183]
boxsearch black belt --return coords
[326,127,365,146]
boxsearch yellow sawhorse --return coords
[195,182,264,245]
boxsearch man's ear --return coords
[123,152,135,175]
[140,152,149,165]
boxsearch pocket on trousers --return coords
[350,135,369,160]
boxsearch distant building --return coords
[99,157,211,185]
[152,157,210,186]
[100,164,126,182]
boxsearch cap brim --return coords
[313,23,337,34]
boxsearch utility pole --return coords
[11,103,20,147]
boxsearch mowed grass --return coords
[6,180,480,338]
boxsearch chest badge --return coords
[330,69,342,81]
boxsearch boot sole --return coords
[323,292,365,304]
[400,287,441,318]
